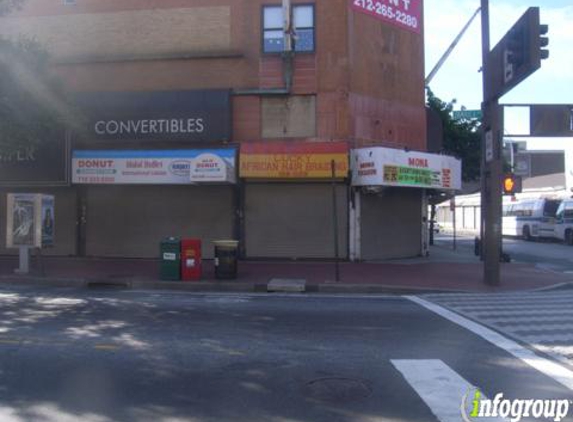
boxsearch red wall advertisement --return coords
[350,0,422,34]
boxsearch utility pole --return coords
[481,0,502,286]
[480,4,549,285]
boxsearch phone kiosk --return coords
[6,193,55,274]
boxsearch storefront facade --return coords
[2,0,429,261]
[351,147,462,260]
[0,134,77,256]
[240,142,348,259]
[71,90,237,259]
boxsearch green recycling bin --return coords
[213,240,239,280]
[160,237,181,281]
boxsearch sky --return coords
[424,0,573,112]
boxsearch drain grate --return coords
[304,377,373,403]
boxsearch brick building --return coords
[0,0,461,260]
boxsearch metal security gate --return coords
[85,185,234,258]
[360,188,422,260]
[244,183,348,259]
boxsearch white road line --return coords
[474,315,573,325]
[426,297,573,307]
[424,293,571,302]
[517,332,573,343]
[509,323,573,333]
[391,359,507,422]
[448,302,573,311]
[406,296,573,392]
[470,309,573,317]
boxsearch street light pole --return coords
[481,0,502,286]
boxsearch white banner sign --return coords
[351,147,462,190]
[72,149,236,185]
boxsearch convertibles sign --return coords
[352,147,462,190]
[75,90,231,142]
[72,149,236,185]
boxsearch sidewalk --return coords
[0,243,570,294]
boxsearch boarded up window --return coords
[262,96,316,138]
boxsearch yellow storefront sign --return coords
[240,142,349,179]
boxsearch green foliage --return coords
[426,89,481,182]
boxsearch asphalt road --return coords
[0,285,571,422]
[435,233,573,274]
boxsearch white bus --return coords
[502,198,561,240]
[553,199,573,245]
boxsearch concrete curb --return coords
[1,274,560,295]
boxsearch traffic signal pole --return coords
[481,0,502,286]
[479,4,548,285]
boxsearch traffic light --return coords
[527,8,549,67]
[502,174,522,195]
[538,23,549,60]
[505,26,525,68]
[493,8,549,97]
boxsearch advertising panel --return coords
[350,0,422,34]
[6,193,55,248]
[72,149,236,185]
[352,147,462,190]
[240,142,348,179]
[76,90,231,142]
[41,195,55,248]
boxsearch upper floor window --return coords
[263,4,315,54]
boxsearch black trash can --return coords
[213,240,239,280]
[160,237,181,281]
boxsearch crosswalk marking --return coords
[422,291,573,366]
[516,333,573,343]
[510,323,573,333]
[461,309,573,317]
[424,295,570,306]
[406,296,573,391]
[452,302,573,311]
[391,359,507,422]
[477,316,573,325]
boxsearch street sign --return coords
[485,131,494,163]
[453,110,483,120]
[530,105,573,137]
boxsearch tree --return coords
[0,0,78,155]
[425,89,482,245]
[426,88,481,183]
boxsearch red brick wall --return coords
[6,0,426,149]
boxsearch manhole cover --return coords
[304,377,372,403]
